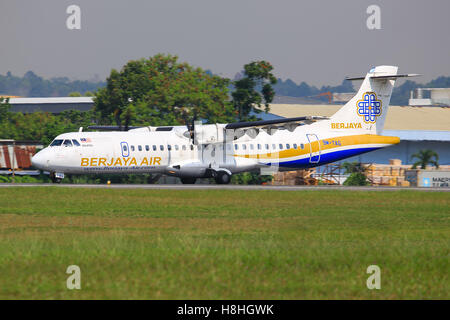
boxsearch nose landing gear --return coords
[50,172,64,184]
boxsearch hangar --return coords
[6,97,94,113]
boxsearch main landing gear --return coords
[214,171,231,184]
[180,171,232,185]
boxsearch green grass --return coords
[0,187,448,299]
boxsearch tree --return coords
[0,71,105,97]
[0,97,11,122]
[231,172,273,185]
[69,91,82,97]
[231,61,277,121]
[411,149,439,169]
[342,161,369,186]
[0,101,95,145]
[94,54,235,129]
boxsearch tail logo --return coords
[357,92,382,123]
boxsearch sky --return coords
[0,0,449,87]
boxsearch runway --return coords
[0,183,448,192]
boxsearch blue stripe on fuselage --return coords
[267,147,380,169]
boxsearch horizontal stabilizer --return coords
[346,73,421,81]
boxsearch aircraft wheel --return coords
[215,171,231,184]
[180,177,197,184]
[50,172,63,184]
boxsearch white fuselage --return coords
[31,120,399,179]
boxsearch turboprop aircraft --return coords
[32,65,418,184]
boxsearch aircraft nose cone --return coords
[31,151,47,170]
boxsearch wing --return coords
[87,125,143,131]
[224,116,328,130]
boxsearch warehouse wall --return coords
[347,141,450,166]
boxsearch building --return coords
[409,88,450,106]
[0,140,43,172]
[7,97,94,113]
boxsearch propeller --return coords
[183,114,195,144]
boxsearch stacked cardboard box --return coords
[364,159,411,186]
[272,169,317,185]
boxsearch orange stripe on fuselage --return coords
[234,134,400,160]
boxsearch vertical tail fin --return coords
[330,66,418,134]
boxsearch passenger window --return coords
[160,145,164,151]
[131,145,135,152]
[182,145,186,151]
[123,145,127,152]
[279,144,283,150]
[272,144,276,149]
[300,144,304,149]
[293,143,298,149]
[175,145,179,151]
[242,144,247,150]
[286,144,290,149]
[234,144,238,150]
[145,145,149,151]
[72,139,81,146]
[63,140,73,147]
[167,145,172,151]
[257,144,261,150]
[265,144,269,150]
[190,145,194,151]
[153,145,157,151]
[50,139,63,147]
[250,144,254,150]
[138,145,142,151]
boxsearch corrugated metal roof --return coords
[9,97,94,104]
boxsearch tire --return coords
[215,171,231,184]
[180,177,197,184]
[50,173,62,184]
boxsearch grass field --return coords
[0,187,448,299]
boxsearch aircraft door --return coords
[306,134,321,163]
[120,142,129,158]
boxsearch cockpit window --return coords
[50,139,63,147]
[72,139,81,146]
[63,140,73,147]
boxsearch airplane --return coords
[31,65,419,184]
